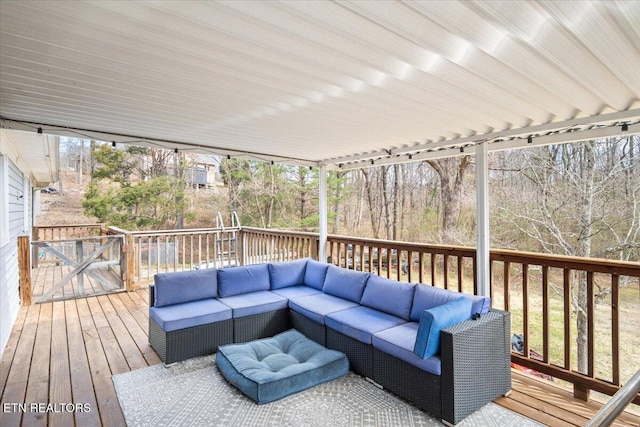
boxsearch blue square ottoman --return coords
[216,329,349,404]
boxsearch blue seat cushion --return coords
[304,260,330,290]
[288,293,358,325]
[217,291,288,318]
[413,297,472,359]
[149,299,231,332]
[410,284,488,322]
[325,306,407,344]
[322,265,370,303]
[269,259,308,289]
[360,275,415,320]
[217,264,271,297]
[271,285,322,299]
[153,268,218,307]
[372,323,442,375]
[216,329,349,404]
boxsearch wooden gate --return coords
[31,235,125,303]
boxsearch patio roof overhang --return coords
[1,1,639,169]
[0,129,58,188]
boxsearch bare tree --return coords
[425,156,472,243]
[493,138,640,374]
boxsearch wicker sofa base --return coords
[149,317,234,365]
[373,347,442,418]
[233,308,289,343]
[290,310,326,346]
[326,327,373,379]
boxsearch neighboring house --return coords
[190,154,220,188]
[0,129,58,358]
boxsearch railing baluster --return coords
[504,261,510,311]
[612,274,620,386]
[443,255,449,290]
[542,265,549,363]
[430,253,436,286]
[523,263,530,362]
[564,268,572,371]
[457,255,463,292]
[587,271,595,378]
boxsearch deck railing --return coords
[240,227,318,265]
[107,226,240,288]
[32,223,106,267]
[22,224,640,405]
[248,229,640,405]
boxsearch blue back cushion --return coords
[154,268,217,307]
[304,259,330,290]
[268,259,308,289]
[410,284,491,322]
[410,285,461,322]
[413,297,472,359]
[217,264,271,297]
[468,294,492,316]
[322,265,370,303]
[360,276,415,320]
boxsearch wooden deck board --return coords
[0,304,39,427]
[75,297,126,427]
[49,301,74,427]
[2,288,639,427]
[64,300,101,427]
[31,263,124,303]
[0,300,28,395]
[22,303,51,427]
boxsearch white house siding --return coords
[0,158,30,359]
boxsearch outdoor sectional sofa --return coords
[149,258,511,425]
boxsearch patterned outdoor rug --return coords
[113,354,542,427]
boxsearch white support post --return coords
[476,142,490,297]
[318,165,328,263]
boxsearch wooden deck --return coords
[1,288,638,427]
[31,264,124,304]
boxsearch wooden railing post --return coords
[18,235,32,306]
[237,229,245,266]
[124,233,135,291]
[32,226,39,268]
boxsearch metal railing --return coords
[586,368,640,426]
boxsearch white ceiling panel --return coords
[1,0,639,168]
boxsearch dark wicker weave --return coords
[233,308,289,343]
[440,309,511,425]
[149,317,233,365]
[148,286,234,364]
[289,310,326,345]
[373,347,442,418]
[371,310,511,426]
[326,328,373,379]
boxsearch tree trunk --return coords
[361,168,380,239]
[174,151,184,229]
[426,156,471,243]
[382,166,393,241]
[575,143,595,375]
[392,164,400,240]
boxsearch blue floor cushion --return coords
[216,329,349,404]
